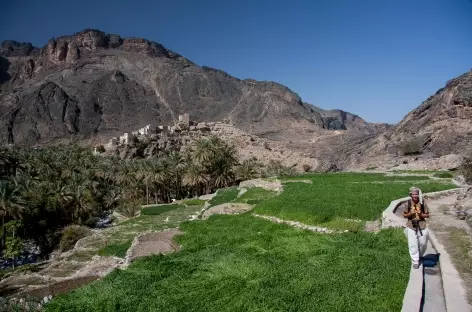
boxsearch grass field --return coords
[207,187,240,207]
[140,204,184,216]
[180,198,207,206]
[256,173,456,230]
[98,240,133,258]
[44,172,456,311]
[67,205,202,261]
[234,187,277,205]
[389,169,456,175]
[45,215,410,312]
[432,171,455,178]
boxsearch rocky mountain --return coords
[311,69,472,171]
[0,29,384,146]
[363,70,472,157]
[305,103,391,134]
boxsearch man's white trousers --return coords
[405,227,429,265]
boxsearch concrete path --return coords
[422,240,446,312]
[383,188,471,312]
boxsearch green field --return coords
[234,187,277,205]
[255,173,456,229]
[67,205,202,262]
[140,204,184,216]
[207,187,240,207]
[45,216,410,312]
[44,172,456,311]
[98,240,133,258]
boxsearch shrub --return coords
[236,159,260,181]
[59,225,91,252]
[461,156,472,184]
[0,296,43,311]
[116,199,140,218]
[83,216,101,227]
[401,138,423,156]
[302,164,312,172]
[263,160,296,177]
[96,145,106,153]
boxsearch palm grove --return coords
[0,136,294,264]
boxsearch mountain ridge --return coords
[0,29,388,146]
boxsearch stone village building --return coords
[105,113,191,149]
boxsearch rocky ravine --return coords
[290,69,472,171]
[0,29,386,147]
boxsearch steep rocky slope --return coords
[306,103,391,134]
[0,29,383,146]
[311,70,472,171]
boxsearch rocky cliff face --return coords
[306,103,391,134]
[314,69,472,171]
[0,29,382,146]
[389,70,472,156]
[363,70,472,158]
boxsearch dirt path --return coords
[426,194,472,306]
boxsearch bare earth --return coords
[202,203,254,220]
[427,194,472,305]
[125,229,183,264]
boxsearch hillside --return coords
[384,70,472,156]
[310,69,472,171]
[0,29,384,146]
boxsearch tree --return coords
[3,220,24,269]
[183,162,207,197]
[166,151,187,199]
[236,159,259,181]
[0,180,25,249]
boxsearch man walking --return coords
[403,187,430,269]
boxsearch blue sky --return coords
[2,0,472,124]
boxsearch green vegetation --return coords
[255,173,455,230]
[207,187,240,207]
[279,172,431,182]
[180,198,206,206]
[67,204,201,264]
[234,187,277,205]
[59,225,92,252]
[98,240,133,258]
[461,156,472,184]
[45,215,410,312]
[263,159,297,177]
[0,296,43,312]
[401,138,423,156]
[140,204,183,216]
[433,171,455,178]
[0,136,258,257]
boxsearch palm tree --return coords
[0,180,25,249]
[183,162,207,196]
[166,151,187,199]
[103,189,121,210]
[115,164,137,188]
[193,139,213,164]
[236,159,259,181]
